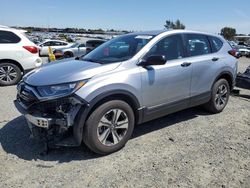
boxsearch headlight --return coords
[37,80,87,98]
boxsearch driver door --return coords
[140,34,192,121]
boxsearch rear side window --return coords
[50,41,66,46]
[42,42,51,46]
[185,34,211,57]
[60,42,68,46]
[209,36,223,52]
[0,31,21,44]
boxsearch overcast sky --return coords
[1,0,250,34]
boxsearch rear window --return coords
[185,34,211,57]
[209,36,223,52]
[0,30,21,44]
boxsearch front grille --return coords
[16,83,75,115]
[32,98,71,114]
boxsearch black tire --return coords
[63,52,74,58]
[204,79,230,113]
[83,100,135,155]
[0,62,22,86]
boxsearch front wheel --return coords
[83,100,135,155]
[204,79,230,113]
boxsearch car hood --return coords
[23,59,120,86]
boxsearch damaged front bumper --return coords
[14,83,87,147]
[236,65,250,90]
[25,114,53,128]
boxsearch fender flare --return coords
[212,71,234,90]
[73,90,141,145]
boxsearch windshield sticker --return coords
[135,35,153,40]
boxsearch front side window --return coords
[0,31,21,44]
[82,34,155,64]
[144,34,184,61]
[51,41,63,46]
[185,34,211,57]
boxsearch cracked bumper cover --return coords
[14,101,57,129]
[14,93,88,146]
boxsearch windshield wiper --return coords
[81,58,102,64]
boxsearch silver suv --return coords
[14,30,238,154]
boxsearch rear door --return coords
[183,34,223,101]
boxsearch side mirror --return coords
[139,55,166,66]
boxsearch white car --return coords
[38,40,72,56]
[237,45,250,56]
[0,26,42,86]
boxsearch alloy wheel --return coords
[215,84,228,109]
[0,65,18,83]
[97,109,129,146]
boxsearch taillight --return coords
[23,46,38,54]
[228,49,239,58]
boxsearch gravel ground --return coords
[0,58,249,188]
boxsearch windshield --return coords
[82,34,155,64]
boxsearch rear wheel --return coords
[83,100,135,155]
[204,79,230,113]
[0,62,22,86]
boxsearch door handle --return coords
[212,57,219,61]
[181,62,192,67]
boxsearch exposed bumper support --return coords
[14,95,85,147]
[25,114,53,128]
